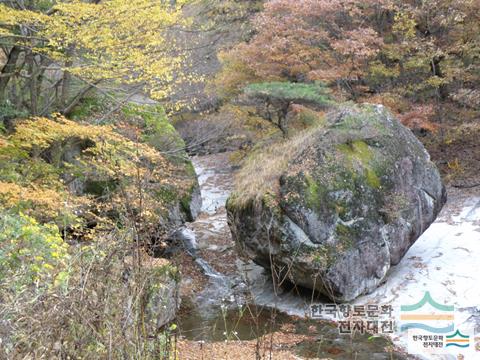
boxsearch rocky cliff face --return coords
[227,104,446,302]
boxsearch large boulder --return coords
[142,262,181,331]
[227,104,446,302]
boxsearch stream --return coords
[174,152,480,359]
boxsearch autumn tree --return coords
[227,0,385,98]
[230,1,480,99]
[0,0,191,117]
[377,0,480,104]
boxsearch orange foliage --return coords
[229,0,385,83]
[397,105,439,133]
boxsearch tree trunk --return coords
[60,69,72,108]
[431,56,448,100]
[27,53,38,115]
[60,46,74,109]
[35,57,48,112]
[277,101,290,137]
[0,46,22,102]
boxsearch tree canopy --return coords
[220,0,480,106]
[0,0,192,115]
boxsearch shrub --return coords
[0,102,28,133]
[0,211,69,293]
[0,225,179,359]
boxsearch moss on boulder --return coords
[227,104,446,301]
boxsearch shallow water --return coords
[177,300,408,359]
[177,302,284,342]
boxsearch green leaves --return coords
[244,82,332,106]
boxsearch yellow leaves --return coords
[426,75,449,88]
[0,112,195,238]
[214,49,260,98]
[0,181,66,219]
[393,11,417,40]
[368,61,400,79]
[445,158,464,181]
[447,158,462,172]
[0,211,71,291]
[0,0,192,103]
[12,116,106,150]
[13,114,168,174]
[43,263,54,270]
[0,4,48,26]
